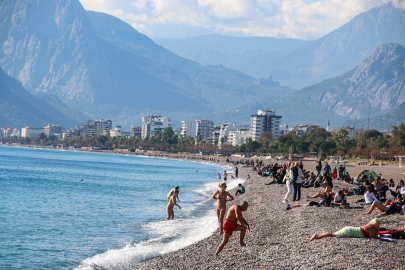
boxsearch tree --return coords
[306,128,330,142]
[245,141,261,153]
[258,131,273,142]
[196,135,202,145]
[362,129,383,141]
[333,128,349,147]
[214,138,219,145]
[245,137,253,143]
[220,137,225,144]
[161,127,177,144]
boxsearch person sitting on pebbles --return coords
[310,218,381,241]
[331,190,350,208]
[215,201,250,256]
[363,194,405,217]
[306,180,333,206]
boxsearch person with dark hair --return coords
[306,181,333,206]
[364,185,379,205]
[315,161,322,176]
[235,183,245,196]
[390,180,405,198]
[363,194,405,217]
[215,201,250,256]
[331,190,350,207]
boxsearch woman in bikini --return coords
[310,218,380,241]
[166,193,181,220]
[212,183,234,235]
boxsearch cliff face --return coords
[0,0,112,103]
[275,43,405,126]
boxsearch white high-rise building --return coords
[228,124,252,146]
[21,127,44,138]
[141,115,171,138]
[251,107,282,141]
[110,126,122,137]
[181,119,213,140]
[63,119,112,139]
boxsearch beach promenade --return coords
[131,157,405,270]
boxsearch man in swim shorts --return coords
[215,201,250,256]
[223,171,228,181]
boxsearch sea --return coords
[0,146,241,270]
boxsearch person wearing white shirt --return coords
[364,185,380,204]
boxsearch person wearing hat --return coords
[167,186,180,202]
[306,180,332,202]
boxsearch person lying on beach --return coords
[331,190,350,207]
[363,194,405,217]
[310,218,381,241]
[215,201,250,256]
[167,186,180,202]
[166,194,181,220]
[213,183,235,235]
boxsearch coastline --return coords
[3,144,405,269]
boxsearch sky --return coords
[79,0,404,40]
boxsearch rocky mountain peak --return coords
[0,0,112,104]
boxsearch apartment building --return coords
[181,119,213,140]
[251,107,282,141]
[141,115,171,139]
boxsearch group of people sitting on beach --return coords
[166,158,405,257]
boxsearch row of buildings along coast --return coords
[1,107,362,146]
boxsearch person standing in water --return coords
[223,171,228,181]
[215,201,250,256]
[167,186,180,202]
[212,183,234,235]
[166,193,181,219]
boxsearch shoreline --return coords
[3,144,405,269]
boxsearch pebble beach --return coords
[131,157,405,270]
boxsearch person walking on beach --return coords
[282,165,293,204]
[215,201,250,256]
[323,162,331,176]
[223,171,228,181]
[235,167,239,178]
[167,186,180,202]
[166,193,181,219]
[213,183,235,235]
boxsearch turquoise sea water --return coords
[0,147,240,270]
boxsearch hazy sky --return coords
[79,0,403,40]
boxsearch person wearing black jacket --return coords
[315,161,322,175]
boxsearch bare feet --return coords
[363,212,371,215]
[240,242,246,246]
[310,234,318,241]
[306,195,310,198]
[165,217,170,219]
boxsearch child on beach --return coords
[166,194,181,220]
[235,183,245,196]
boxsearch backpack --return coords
[355,185,366,195]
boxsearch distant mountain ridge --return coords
[273,43,405,127]
[154,3,405,90]
[0,67,81,129]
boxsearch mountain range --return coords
[0,0,404,131]
[0,67,82,129]
[155,3,405,90]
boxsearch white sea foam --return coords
[75,178,242,270]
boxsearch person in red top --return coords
[214,201,250,256]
